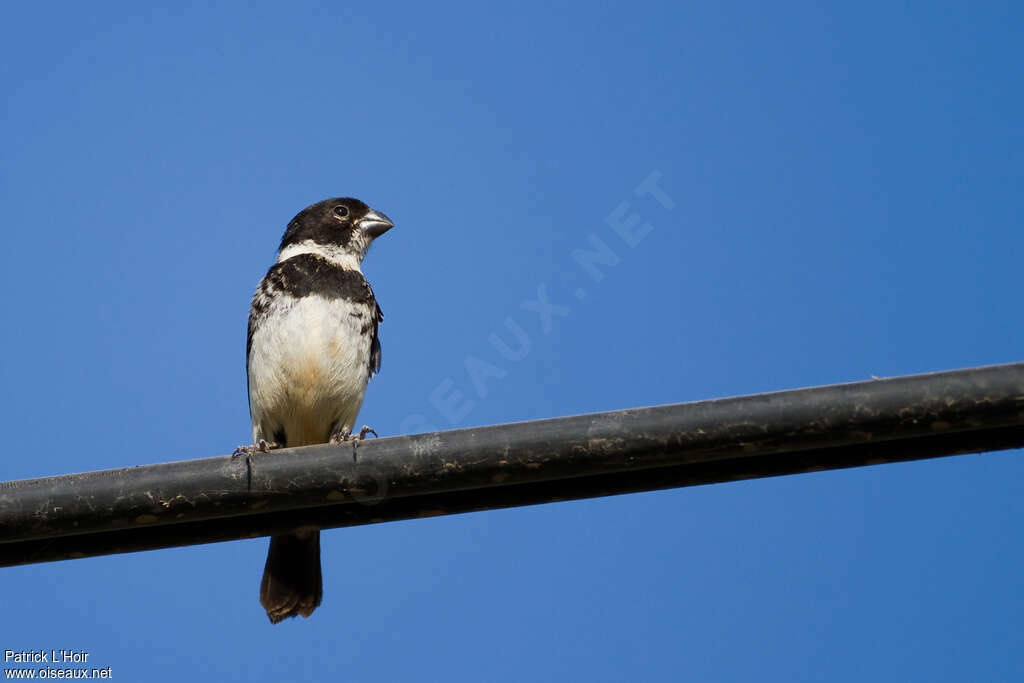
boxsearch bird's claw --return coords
[330,426,378,462]
[231,440,278,491]
[232,439,279,457]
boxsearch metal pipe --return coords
[1,362,1022,567]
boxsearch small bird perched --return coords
[241,197,393,623]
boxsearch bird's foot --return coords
[330,426,378,461]
[232,439,280,457]
[231,440,278,491]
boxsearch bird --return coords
[239,197,393,623]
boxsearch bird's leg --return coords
[329,428,358,461]
[231,440,279,491]
[232,439,279,457]
[330,426,378,462]
[329,429,352,443]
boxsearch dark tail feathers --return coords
[260,531,322,624]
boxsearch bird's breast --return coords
[248,293,375,445]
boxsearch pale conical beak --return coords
[358,209,394,238]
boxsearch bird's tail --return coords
[259,530,323,623]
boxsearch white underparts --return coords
[247,292,375,447]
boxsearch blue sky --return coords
[1,1,1022,680]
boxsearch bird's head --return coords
[277,197,393,267]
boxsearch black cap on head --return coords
[279,197,393,254]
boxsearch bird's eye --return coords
[332,205,349,218]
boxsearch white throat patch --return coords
[277,240,362,271]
